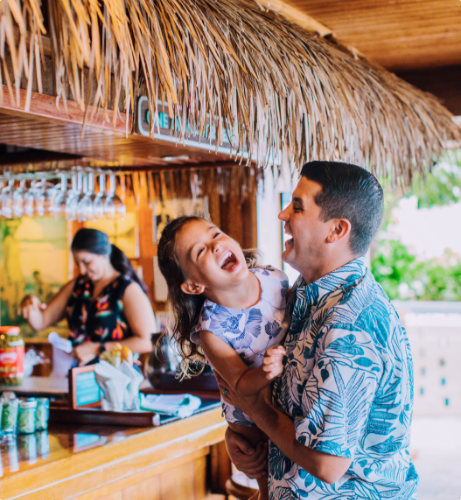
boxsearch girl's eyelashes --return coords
[197,247,205,259]
[213,232,220,238]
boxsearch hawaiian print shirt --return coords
[191,266,290,427]
[270,257,418,499]
[66,274,134,345]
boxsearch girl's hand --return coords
[262,345,286,380]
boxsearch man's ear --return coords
[180,280,205,295]
[326,219,352,244]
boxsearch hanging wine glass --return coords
[104,172,126,220]
[93,170,107,220]
[65,169,82,221]
[33,177,56,217]
[76,172,94,222]
[50,173,69,217]
[24,179,39,217]
[12,177,27,218]
[1,178,16,218]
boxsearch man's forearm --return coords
[235,366,272,396]
[251,401,351,484]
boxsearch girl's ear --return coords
[181,280,205,295]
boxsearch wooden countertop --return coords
[0,406,227,499]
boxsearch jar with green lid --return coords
[35,398,49,431]
[17,399,36,434]
[2,398,18,433]
[0,327,24,385]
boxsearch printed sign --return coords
[69,366,102,408]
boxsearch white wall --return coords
[256,172,283,268]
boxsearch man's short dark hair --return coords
[300,161,384,256]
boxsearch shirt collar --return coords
[294,256,367,308]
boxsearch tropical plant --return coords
[371,155,461,301]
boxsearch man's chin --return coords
[282,249,295,267]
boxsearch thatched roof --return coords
[1,0,460,183]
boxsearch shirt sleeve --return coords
[294,324,382,459]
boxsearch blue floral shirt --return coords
[270,257,418,499]
[191,266,290,426]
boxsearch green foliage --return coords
[371,155,461,301]
[371,240,461,301]
[410,161,461,209]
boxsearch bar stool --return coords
[225,472,258,500]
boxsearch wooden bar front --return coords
[0,407,229,500]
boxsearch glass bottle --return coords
[0,326,25,385]
[35,398,49,431]
[17,399,36,434]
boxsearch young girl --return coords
[158,216,289,500]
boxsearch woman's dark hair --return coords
[157,216,260,378]
[71,228,148,293]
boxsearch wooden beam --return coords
[254,0,332,37]
[0,85,130,134]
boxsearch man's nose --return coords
[278,205,290,221]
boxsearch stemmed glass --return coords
[24,179,38,217]
[1,178,16,218]
[65,170,82,221]
[12,178,27,218]
[50,173,69,217]
[104,173,126,220]
[93,171,106,219]
[34,177,56,217]
[76,172,94,222]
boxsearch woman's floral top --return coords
[66,274,134,345]
[270,257,418,499]
[191,266,290,427]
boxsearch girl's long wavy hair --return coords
[157,216,260,378]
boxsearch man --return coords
[220,161,418,499]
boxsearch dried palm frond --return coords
[1,0,460,184]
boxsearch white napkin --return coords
[140,393,201,418]
[94,360,130,411]
[48,332,73,353]
[119,361,144,410]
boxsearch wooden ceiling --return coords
[1,0,460,169]
[288,0,461,70]
[0,87,236,169]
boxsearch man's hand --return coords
[215,371,270,420]
[225,426,268,479]
[262,345,286,380]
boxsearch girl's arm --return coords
[199,330,285,397]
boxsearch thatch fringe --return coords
[1,0,460,184]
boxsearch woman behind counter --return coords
[19,228,156,365]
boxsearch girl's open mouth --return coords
[219,251,239,271]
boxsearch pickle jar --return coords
[17,399,36,434]
[35,398,49,431]
[2,398,19,433]
[0,326,25,385]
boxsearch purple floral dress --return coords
[191,266,290,426]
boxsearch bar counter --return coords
[0,406,228,500]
